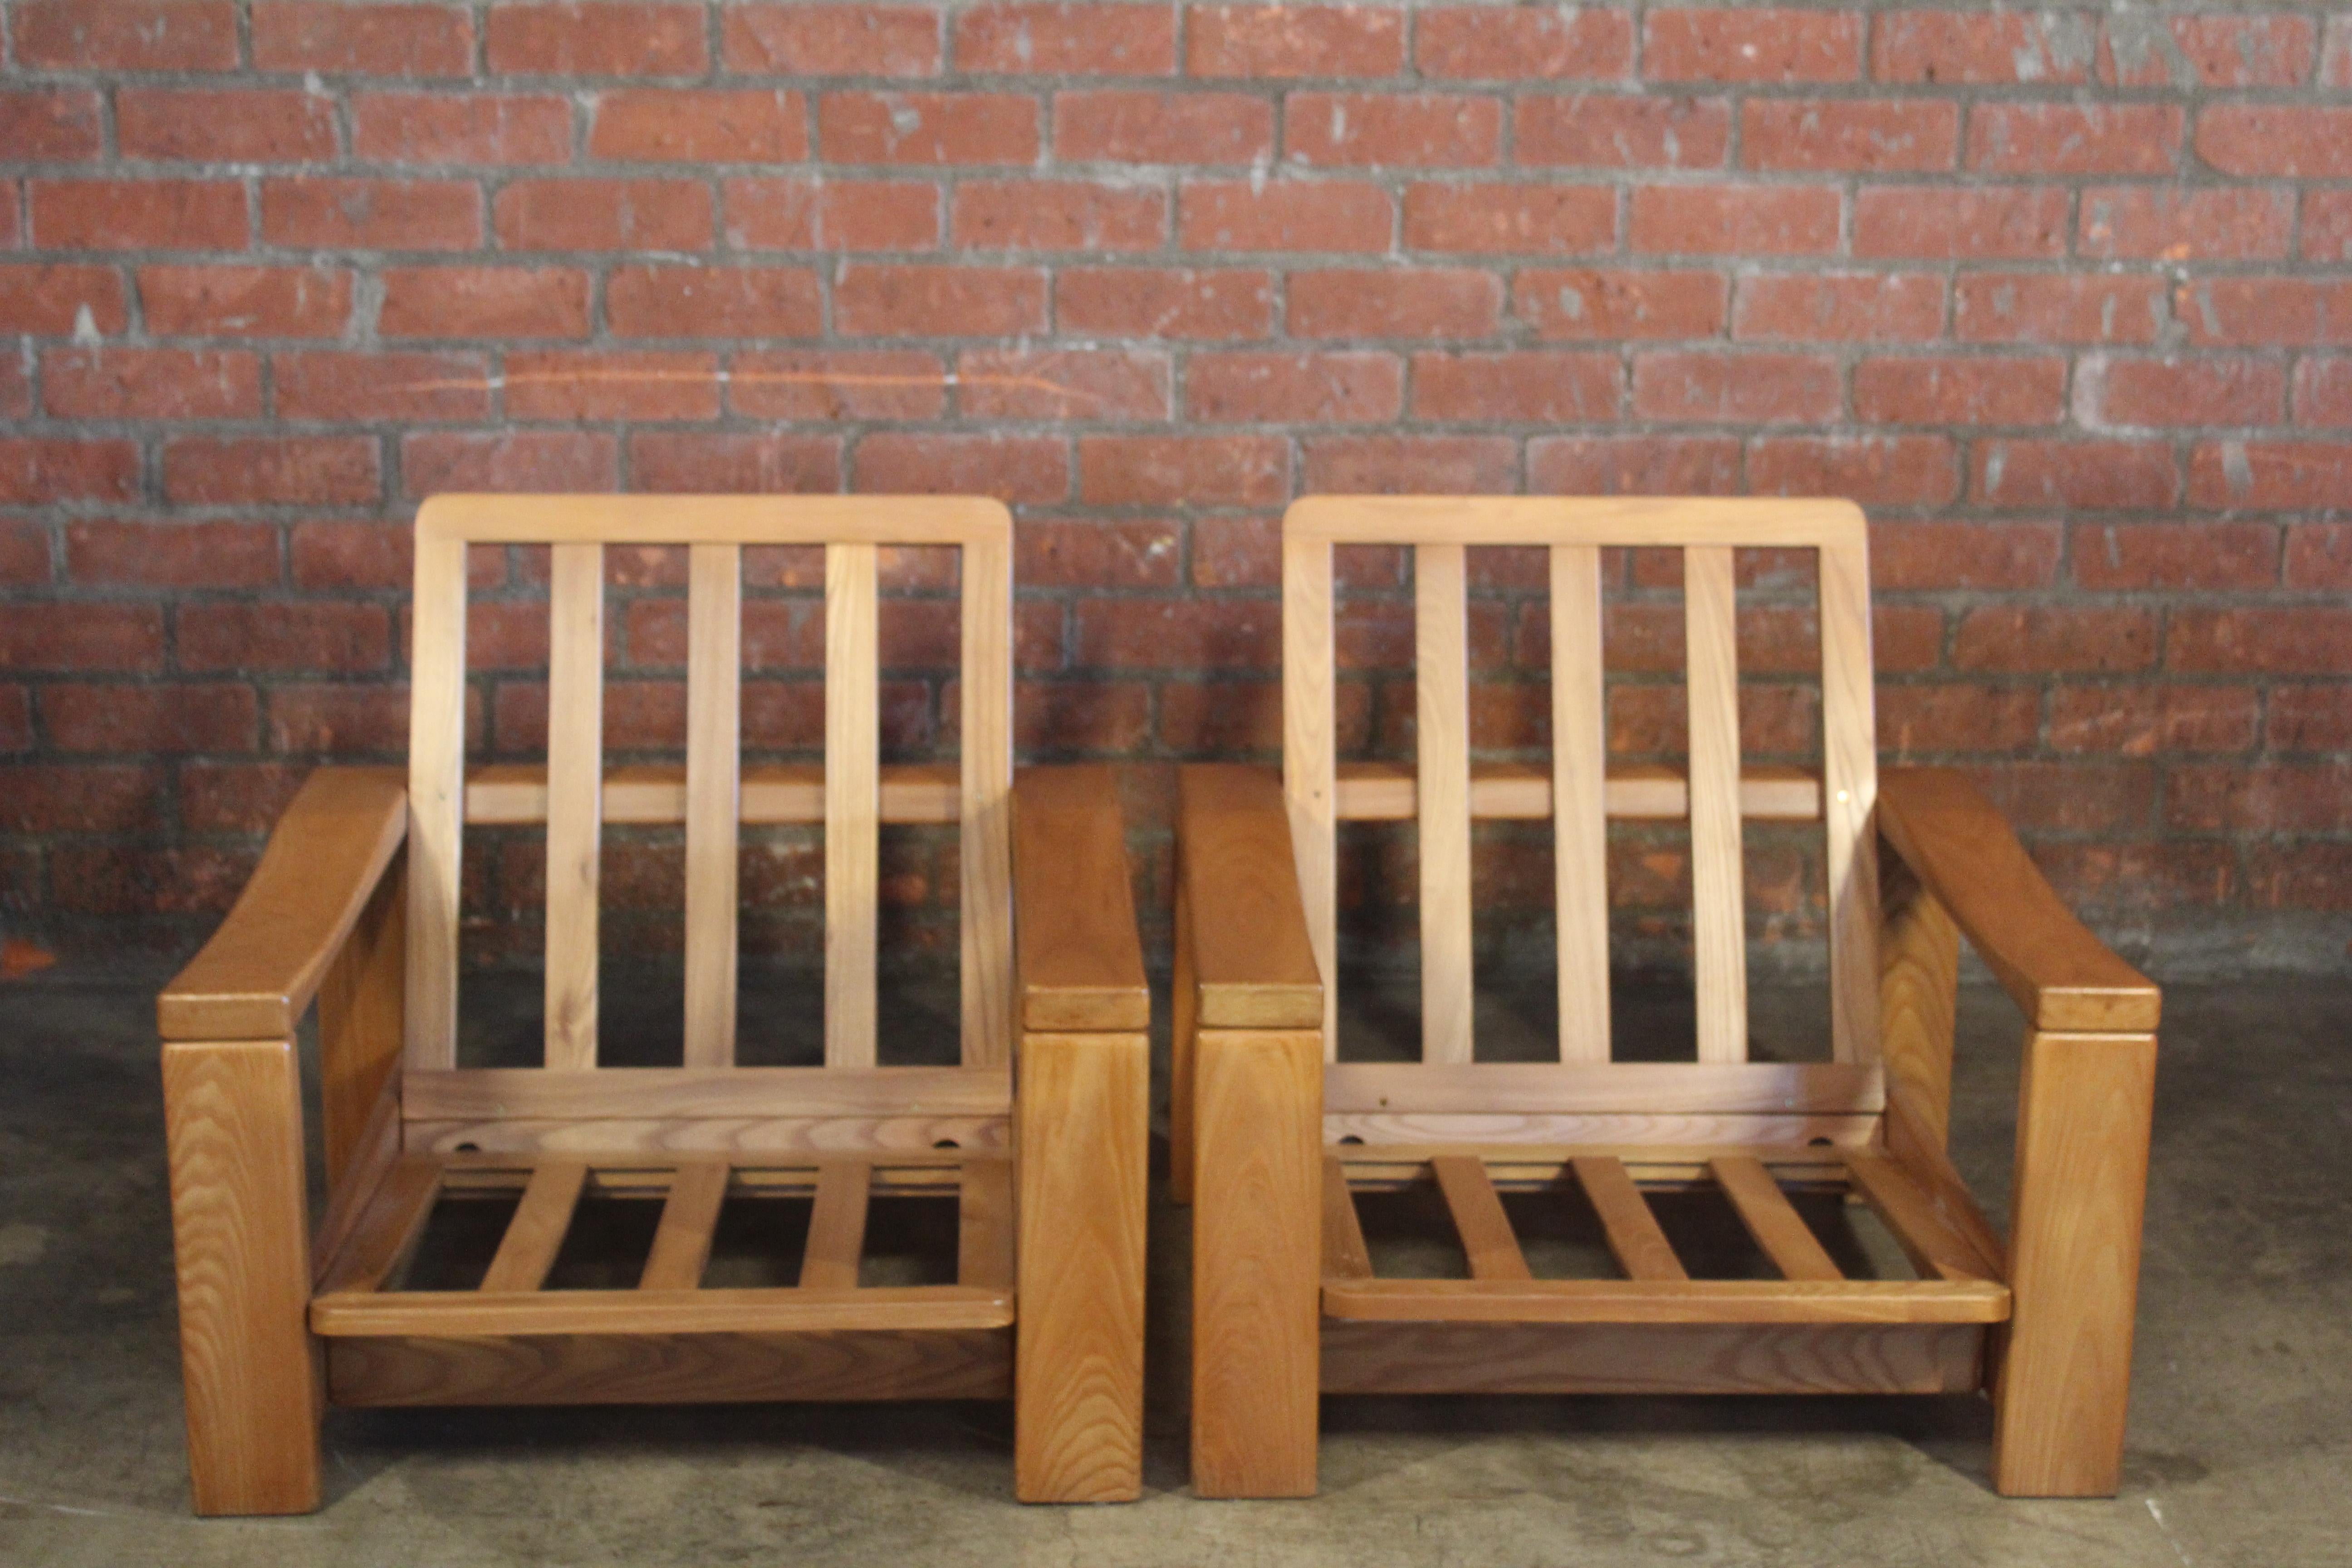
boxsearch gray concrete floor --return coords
[1,970,2347,1567]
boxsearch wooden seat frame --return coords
[159,496,1149,1514]
[1174,496,2160,1500]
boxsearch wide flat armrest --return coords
[1013,764,1147,1032]
[1877,767,2159,1034]
[1178,764,1322,1030]
[159,768,409,1041]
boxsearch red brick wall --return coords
[3,2,2349,966]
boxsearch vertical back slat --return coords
[824,543,880,1069]
[403,526,468,1073]
[1415,544,1473,1066]
[1281,534,1339,1060]
[959,535,1015,1068]
[682,544,741,1069]
[1682,545,1748,1064]
[1548,545,1611,1063]
[1818,530,1883,1065]
[543,544,605,1070]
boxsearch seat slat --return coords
[1842,1150,2000,1283]
[544,543,605,1070]
[1571,1156,1688,1282]
[316,1155,442,1297]
[1684,545,1749,1064]
[960,533,1016,1068]
[824,543,879,1070]
[1711,1155,1843,1282]
[1321,1155,1373,1281]
[480,1158,588,1294]
[1431,1155,1531,1281]
[800,1158,871,1291]
[1415,544,1474,1066]
[682,544,741,1069]
[1549,545,1611,1062]
[637,1160,730,1292]
[957,1155,1014,1290]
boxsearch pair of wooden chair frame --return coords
[159,493,2157,1516]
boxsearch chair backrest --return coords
[1282,496,1882,1072]
[400,495,1014,1081]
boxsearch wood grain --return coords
[464,760,961,826]
[1432,1155,1531,1280]
[314,1155,439,1298]
[1286,495,1870,550]
[1324,1111,1883,1148]
[1683,544,1748,1064]
[402,1064,1010,1122]
[1710,1155,1843,1282]
[824,541,879,1069]
[479,1158,587,1294]
[1818,531,1882,1065]
[1320,1155,1373,1281]
[960,532,1017,1066]
[682,543,741,1068]
[312,1284,1015,1338]
[403,524,468,1072]
[1282,530,1339,1058]
[1548,544,1611,1062]
[1571,1156,1688,1282]
[638,1160,730,1291]
[1841,1150,2000,1285]
[1331,760,1824,823]
[957,1155,1014,1291]
[315,858,405,1188]
[1878,860,1961,1153]
[1322,1277,2008,1325]
[1415,542,1474,1066]
[1321,1320,1984,1396]
[1177,764,1323,1030]
[414,492,1011,547]
[1323,1060,1882,1117]
[1011,765,1148,1032]
[543,542,605,1070]
[406,1114,1011,1156]
[799,1159,871,1291]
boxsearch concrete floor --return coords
[1,970,2347,1567]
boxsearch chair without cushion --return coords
[158,495,1148,1514]
[1176,495,2159,1499]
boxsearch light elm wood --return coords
[957,1155,1014,1291]
[682,544,741,1068]
[1177,765,1323,1030]
[312,1079,402,1287]
[1683,545,1748,1065]
[1320,1156,1373,1281]
[404,525,468,1073]
[402,1064,1010,1123]
[1324,1111,1884,1148]
[163,1039,320,1516]
[1548,544,1611,1062]
[799,1159,872,1291]
[415,492,1010,547]
[313,1285,1015,1338]
[1012,766,1149,1032]
[1282,531,1340,1058]
[1321,1277,2008,1326]
[1431,1156,1531,1281]
[1285,495,1871,549]
[960,532,1017,1066]
[1331,760,1824,823]
[637,1161,730,1291]
[1321,1320,1984,1397]
[479,1158,588,1294]
[543,542,605,1071]
[315,859,406,1187]
[1818,530,1882,1066]
[824,542,879,1070]
[314,1155,440,1299]
[405,1114,1011,1156]
[1170,869,1198,1205]
[1710,1155,1843,1282]
[1324,1061,1883,1117]
[1878,861,1961,1153]
[1841,1150,2000,1284]
[1572,1156,1688,1282]
[464,760,962,826]
[1415,543,1475,1066]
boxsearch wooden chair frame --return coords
[159,495,1148,1514]
[1175,496,2159,1499]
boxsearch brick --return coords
[46,683,247,755]
[1741,99,1957,172]
[1178,181,1388,253]
[353,93,574,165]
[268,681,439,751]
[1408,351,1617,423]
[2171,763,2352,831]
[2330,14,2352,86]
[1513,95,1729,168]
[2188,441,2352,510]
[1188,351,1399,423]
[1631,185,1839,256]
[722,5,941,75]
[1870,10,2094,84]
[0,265,127,335]
[955,3,1175,74]
[0,605,164,672]
[0,525,51,588]
[628,432,840,494]
[2170,609,2352,676]
[289,521,412,589]
[2069,520,2277,593]
[1053,89,1273,163]
[1016,519,1180,588]
[1288,268,1501,338]
[1529,435,1741,495]
[1415,6,1632,80]
[1854,354,2066,427]
[1969,104,2180,176]
[723,178,938,251]
[0,365,29,424]
[1954,273,2165,345]
[0,766,163,833]
[2078,186,2293,263]
[2116,15,2314,89]
[2247,843,2352,913]
[2174,279,2352,347]
[1078,435,1287,505]
[956,181,1166,251]
[164,436,379,506]
[1302,436,1514,494]
[41,348,259,421]
[65,519,278,589]
[2296,359,2352,427]
[30,181,246,252]
[1402,183,1612,255]
[1055,267,1272,339]
[1954,607,2156,674]
[606,266,822,338]
[275,350,490,421]
[2285,524,2352,589]
[1733,273,1943,343]
[402,430,618,494]
[1878,683,2041,757]
[180,603,393,674]
[11,1,237,70]
[2270,684,2352,750]
[2084,357,2284,430]
[1186,5,1403,78]
[1632,352,1841,425]
[252,3,475,76]
[835,264,1046,337]
[957,347,1171,419]
[1513,268,1726,341]
[380,266,586,339]
[142,266,350,340]
[2048,682,2257,756]
[116,90,338,163]
[0,91,103,161]
[1018,679,1154,750]
[494,178,710,252]
[818,92,1039,165]
[1870,519,2061,589]
[598,88,813,163]
[730,349,947,420]
[1853,186,2068,259]
[1284,93,1501,168]
[505,349,720,420]
[1975,440,2178,510]
[486,3,706,74]
[1077,598,1279,670]
[1748,436,1959,506]
[1645,8,1861,82]
[0,439,139,505]
[261,177,482,251]
[852,433,1069,502]
[2196,107,2352,178]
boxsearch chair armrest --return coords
[159,768,409,1042]
[1877,767,2159,1035]
[1177,764,1322,1030]
[1012,764,1147,1033]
